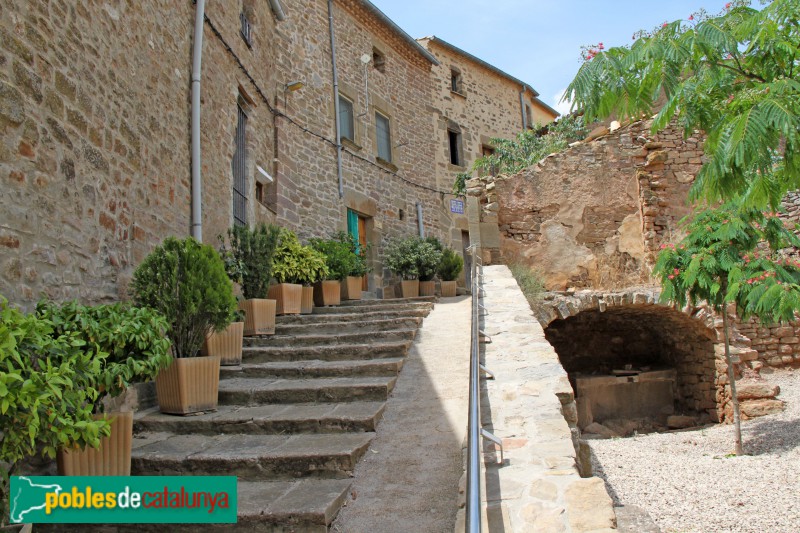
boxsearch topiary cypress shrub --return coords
[130,237,236,358]
[227,223,281,299]
[437,247,464,281]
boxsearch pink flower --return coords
[688,15,694,20]
[598,42,605,50]
[668,274,675,280]
[725,2,732,9]
[662,22,668,28]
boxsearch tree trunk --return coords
[722,307,744,455]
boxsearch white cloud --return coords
[552,88,573,116]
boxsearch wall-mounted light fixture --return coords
[284,80,305,92]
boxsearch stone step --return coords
[218,376,397,405]
[275,308,430,325]
[275,317,423,336]
[131,432,374,480]
[222,358,405,379]
[330,296,436,307]
[134,402,386,435]
[38,479,351,533]
[242,340,411,363]
[308,301,433,315]
[244,328,417,348]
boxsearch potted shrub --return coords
[310,236,355,306]
[386,236,421,298]
[228,223,280,335]
[295,242,329,314]
[202,309,245,365]
[269,230,305,315]
[131,237,237,415]
[1,297,110,521]
[35,301,172,475]
[418,237,444,297]
[337,232,368,300]
[438,247,464,297]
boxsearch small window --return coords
[375,112,392,162]
[338,94,355,142]
[448,129,462,166]
[481,145,497,176]
[232,103,248,226]
[525,104,532,128]
[450,68,462,94]
[240,12,253,48]
[372,47,386,73]
[255,182,264,204]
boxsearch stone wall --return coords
[466,119,703,290]
[0,0,469,306]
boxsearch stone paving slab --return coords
[275,317,423,335]
[456,265,617,532]
[252,328,417,346]
[218,375,397,404]
[272,308,430,325]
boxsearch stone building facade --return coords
[4,1,560,305]
[418,36,558,268]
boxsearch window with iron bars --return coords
[240,12,253,48]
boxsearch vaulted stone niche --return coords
[544,305,717,428]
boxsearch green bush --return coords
[385,236,442,281]
[227,223,281,299]
[131,237,236,358]
[310,235,357,281]
[35,301,172,401]
[272,230,329,285]
[1,299,110,523]
[437,248,464,281]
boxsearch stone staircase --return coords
[129,297,435,532]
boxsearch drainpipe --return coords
[190,0,205,240]
[519,84,528,131]
[416,202,425,238]
[328,0,345,199]
[267,0,286,21]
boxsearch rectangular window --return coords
[481,145,497,176]
[339,94,355,142]
[450,69,462,93]
[232,104,248,226]
[240,12,253,48]
[448,129,462,166]
[375,112,392,162]
[372,47,386,73]
[525,104,533,128]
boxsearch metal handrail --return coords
[465,245,502,532]
[465,243,481,531]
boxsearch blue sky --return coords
[370,0,728,115]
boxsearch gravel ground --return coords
[589,368,800,533]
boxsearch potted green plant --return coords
[35,300,171,475]
[295,242,329,314]
[418,237,444,297]
[339,232,369,300]
[309,236,355,306]
[207,237,247,364]
[1,298,111,524]
[269,230,305,315]
[386,236,422,298]
[228,223,280,335]
[437,247,464,297]
[131,236,237,415]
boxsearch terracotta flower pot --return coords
[268,283,303,315]
[202,321,244,365]
[314,280,341,306]
[57,411,133,476]
[156,356,221,415]
[419,280,436,296]
[341,276,363,300]
[239,298,276,336]
[401,279,420,298]
[301,286,314,314]
[440,280,457,297]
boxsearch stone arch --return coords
[536,289,728,423]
